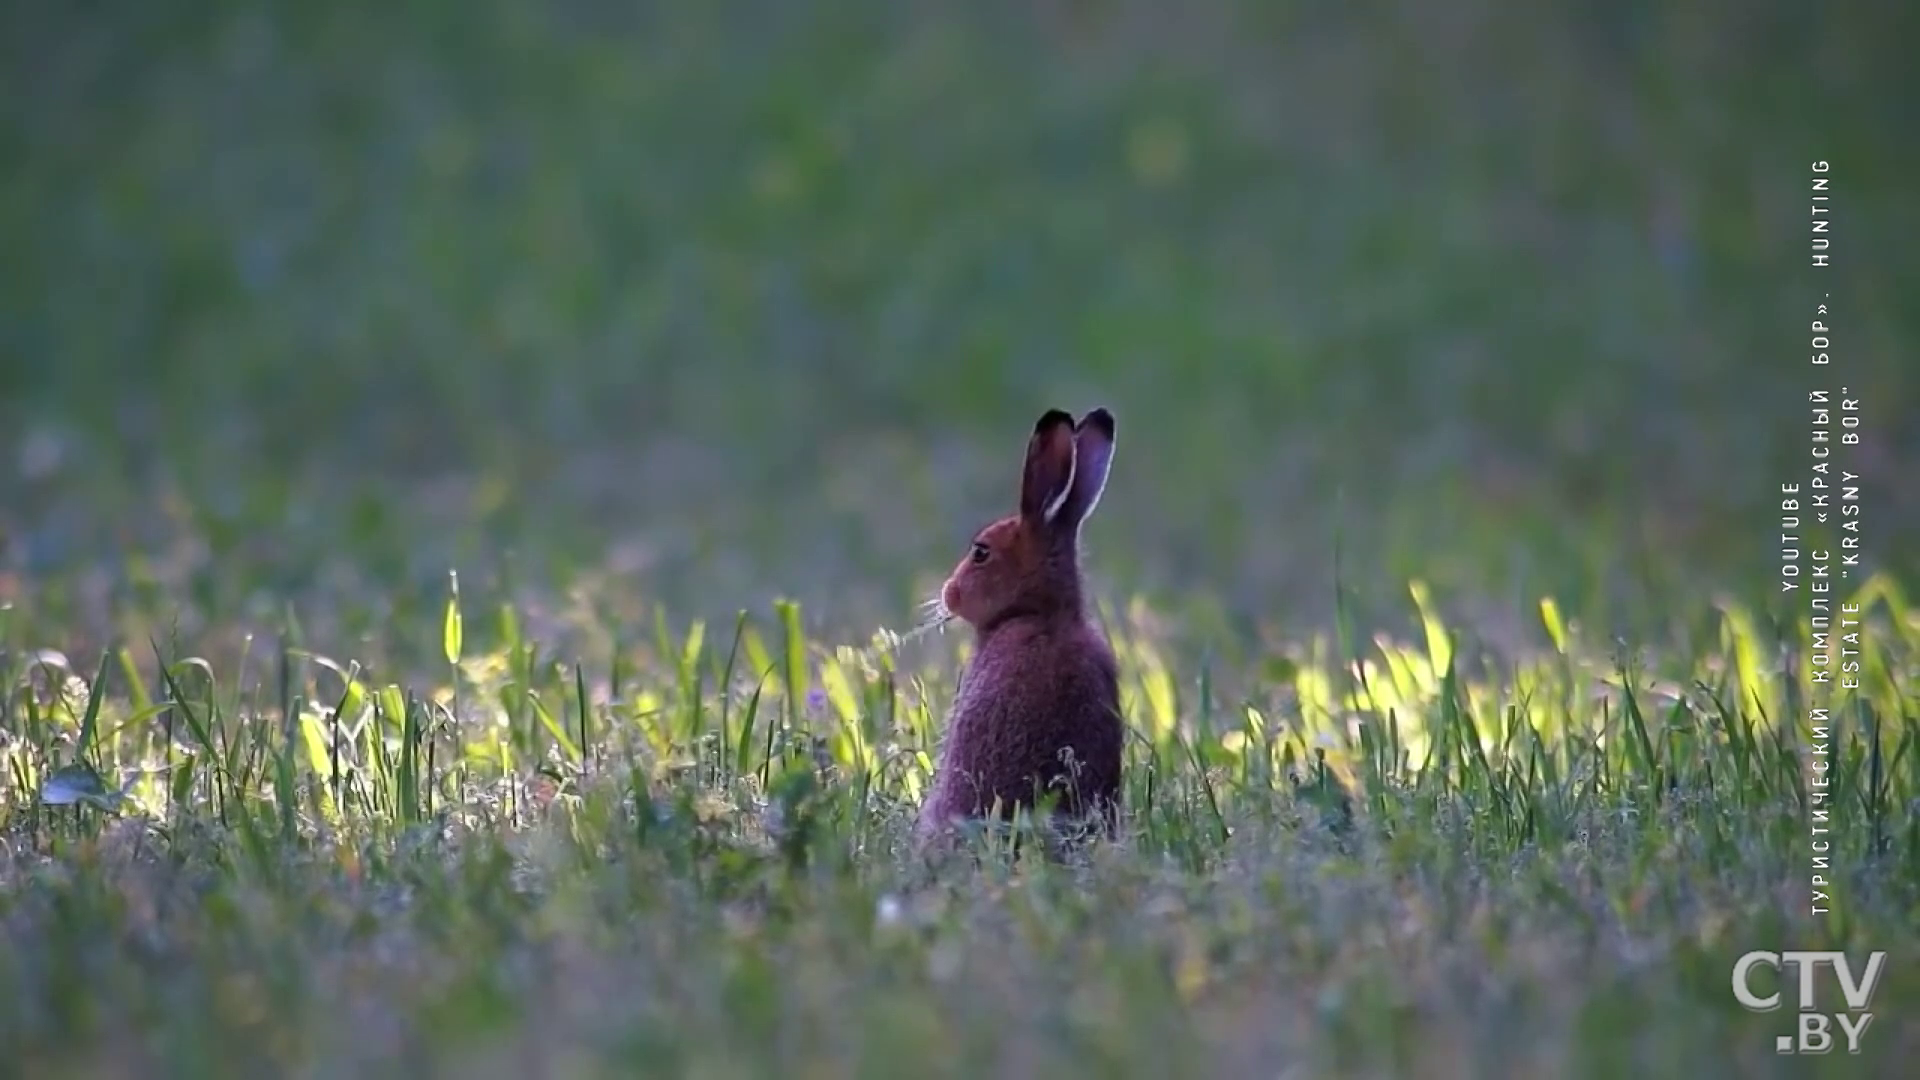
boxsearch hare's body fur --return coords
[919,613,1122,837]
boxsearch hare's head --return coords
[937,407,1115,631]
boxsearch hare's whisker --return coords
[892,598,953,643]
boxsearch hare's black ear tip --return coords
[1034,408,1076,434]
[1078,408,1116,438]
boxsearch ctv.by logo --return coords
[1732,950,1886,1055]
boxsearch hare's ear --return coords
[1055,408,1115,531]
[1020,409,1079,526]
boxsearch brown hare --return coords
[915,407,1125,850]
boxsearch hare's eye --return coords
[969,541,991,565]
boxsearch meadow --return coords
[2,3,1917,1078]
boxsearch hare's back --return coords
[999,619,1123,770]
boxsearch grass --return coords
[1,570,1915,1077]
[3,2,1918,1077]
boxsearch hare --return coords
[915,407,1125,849]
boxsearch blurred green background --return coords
[2,0,1914,654]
